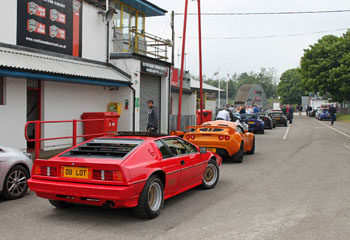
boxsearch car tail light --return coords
[34,166,58,177]
[218,135,224,140]
[225,136,230,141]
[186,135,191,140]
[190,135,195,140]
[93,170,123,181]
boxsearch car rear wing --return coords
[186,125,236,135]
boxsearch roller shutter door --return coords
[140,74,161,131]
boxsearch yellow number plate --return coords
[276,118,280,120]
[248,121,254,124]
[207,148,216,153]
[62,167,90,179]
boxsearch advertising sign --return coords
[170,68,179,87]
[17,0,82,57]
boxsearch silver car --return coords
[0,146,33,200]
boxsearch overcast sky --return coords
[146,0,350,80]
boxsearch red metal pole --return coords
[177,0,189,131]
[197,0,204,124]
[35,121,40,160]
[72,119,77,146]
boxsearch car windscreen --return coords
[60,138,144,159]
[240,114,257,120]
[271,113,284,117]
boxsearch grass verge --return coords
[337,114,350,123]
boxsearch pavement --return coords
[1,116,350,240]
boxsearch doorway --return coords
[27,79,41,149]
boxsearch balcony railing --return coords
[112,27,171,61]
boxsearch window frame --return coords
[161,137,190,157]
[178,138,198,154]
[155,140,173,159]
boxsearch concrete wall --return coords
[0,0,17,45]
[42,81,132,150]
[0,77,27,150]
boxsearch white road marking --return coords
[283,125,291,140]
[318,121,350,138]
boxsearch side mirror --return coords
[242,123,249,132]
[200,147,207,154]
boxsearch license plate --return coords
[276,118,280,120]
[207,148,216,153]
[62,167,90,179]
[248,121,254,124]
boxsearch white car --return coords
[0,146,33,200]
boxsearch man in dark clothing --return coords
[146,100,159,133]
[329,105,337,126]
[239,107,246,114]
[288,105,294,124]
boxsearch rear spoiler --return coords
[186,125,236,135]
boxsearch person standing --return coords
[216,108,230,121]
[299,105,303,116]
[239,106,246,114]
[288,105,294,124]
[329,104,337,126]
[146,100,158,133]
[306,105,309,117]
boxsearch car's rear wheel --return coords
[133,175,164,219]
[260,129,265,134]
[201,159,219,189]
[49,200,72,209]
[284,122,288,127]
[231,142,244,163]
[246,137,255,154]
[2,165,29,200]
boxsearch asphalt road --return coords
[1,115,350,240]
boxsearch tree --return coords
[300,31,350,102]
[277,68,305,104]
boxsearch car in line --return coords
[257,113,275,129]
[266,110,288,127]
[28,133,221,219]
[182,120,255,163]
[240,114,265,134]
[316,109,336,121]
[0,145,33,200]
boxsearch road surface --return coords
[1,116,350,240]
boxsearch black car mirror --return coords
[200,147,207,154]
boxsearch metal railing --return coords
[24,119,115,160]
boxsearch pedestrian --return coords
[239,106,246,114]
[146,100,158,133]
[306,105,309,117]
[329,104,337,126]
[288,105,294,124]
[216,107,230,121]
[299,105,303,116]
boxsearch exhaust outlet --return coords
[103,201,115,208]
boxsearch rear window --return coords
[60,138,143,159]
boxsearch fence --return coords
[169,115,196,132]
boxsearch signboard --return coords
[170,68,179,87]
[17,0,82,57]
[141,61,168,76]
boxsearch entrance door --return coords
[27,80,41,149]
[140,74,161,131]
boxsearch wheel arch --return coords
[149,170,166,187]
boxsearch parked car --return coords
[310,106,320,117]
[28,134,221,219]
[240,114,265,134]
[182,120,255,163]
[0,146,33,200]
[266,110,288,127]
[257,113,274,129]
[316,109,336,121]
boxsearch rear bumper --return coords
[28,178,144,208]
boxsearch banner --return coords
[17,0,82,57]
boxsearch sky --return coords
[146,0,350,80]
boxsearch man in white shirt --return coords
[216,109,230,121]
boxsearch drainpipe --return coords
[106,0,110,63]
[128,84,136,132]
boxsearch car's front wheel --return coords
[133,175,164,219]
[2,165,29,200]
[201,159,219,189]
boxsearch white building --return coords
[0,0,170,151]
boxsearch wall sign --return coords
[141,61,168,76]
[170,68,179,87]
[17,0,82,57]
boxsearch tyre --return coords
[273,123,276,128]
[201,159,219,189]
[260,129,265,134]
[284,122,287,127]
[133,175,164,219]
[246,137,255,154]
[2,165,29,200]
[49,200,72,209]
[231,142,244,163]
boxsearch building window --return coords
[113,2,121,29]
[137,12,145,32]
[0,77,4,105]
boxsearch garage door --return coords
[140,74,161,131]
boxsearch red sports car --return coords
[28,134,221,219]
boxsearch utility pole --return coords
[171,11,175,66]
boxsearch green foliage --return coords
[202,68,277,99]
[300,31,350,102]
[277,68,306,104]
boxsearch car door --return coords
[237,126,250,147]
[154,140,182,195]
[161,138,194,189]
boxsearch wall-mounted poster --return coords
[17,0,82,57]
